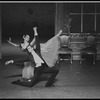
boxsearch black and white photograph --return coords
[1,0,100,98]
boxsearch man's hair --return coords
[27,45,31,49]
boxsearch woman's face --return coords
[23,35,30,42]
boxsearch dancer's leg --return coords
[43,67,59,87]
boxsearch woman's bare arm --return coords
[30,27,38,46]
[7,37,20,47]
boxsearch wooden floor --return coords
[1,43,100,98]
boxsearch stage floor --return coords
[1,44,100,98]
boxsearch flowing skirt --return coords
[41,35,60,67]
[22,62,35,79]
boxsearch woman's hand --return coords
[33,27,38,36]
[33,27,37,31]
[7,37,12,43]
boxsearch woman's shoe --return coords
[27,79,31,82]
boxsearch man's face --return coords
[27,46,32,52]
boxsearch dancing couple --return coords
[5,27,63,87]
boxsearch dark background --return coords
[2,3,100,43]
[1,3,56,43]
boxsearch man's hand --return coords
[5,60,14,65]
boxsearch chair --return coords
[80,33,97,64]
[58,34,73,64]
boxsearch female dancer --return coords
[6,27,38,81]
